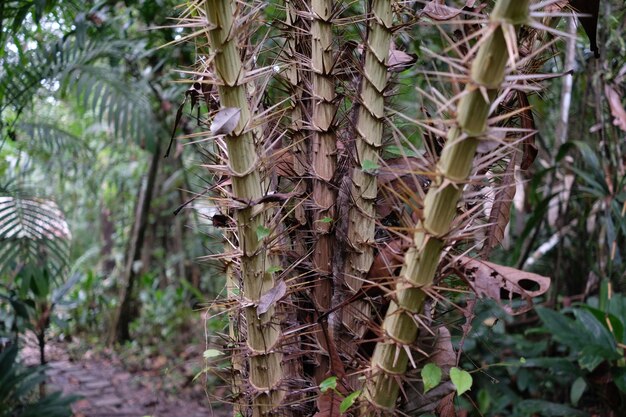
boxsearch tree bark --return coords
[108,140,161,344]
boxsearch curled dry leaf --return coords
[431,326,456,369]
[422,0,476,21]
[210,107,241,135]
[457,256,550,315]
[387,48,418,72]
[257,280,287,315]
[517,91,538,170]
[484,153,517,255]
[605,85,626,132]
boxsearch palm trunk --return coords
[341,0,393,341]
[311,0,337,382]
[366,0,530,409]
[203,1,284,415]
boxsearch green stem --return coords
[365,0,530,410]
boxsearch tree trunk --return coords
[109,140,161,344]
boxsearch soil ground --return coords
[20,338,231,417]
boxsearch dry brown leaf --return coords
[422,0,475,21]
[210,107,241,135]
[377,157,430,218]
[517,91,538,170]
[605,85,626,132]
[388,49,418,72]
[431,326,456,369]
[436,392,457,417]
[313,390,343,417]
[484,153,517,254]
[368,239,408,280]
[257,280,287,315]
[458,256,550,315]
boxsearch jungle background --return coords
[1,0,625,416]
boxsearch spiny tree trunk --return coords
[366,1,530,408]
[203,1,284,415]
[174,0,560,415]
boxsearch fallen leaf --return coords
[257,280,287,315]
[210,107,241,135]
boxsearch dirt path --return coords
[21,340,231,417]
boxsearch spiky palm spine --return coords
[366,0,531,409]
[203,1,285,414]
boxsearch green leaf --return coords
[203,349,224,359]
[256,225,270,241]
[477,388,491,414]
[582,305,624,345]
[570,377,586,406]
[361,159,379,173]
[450,367,472,396]
[319,216,333,223]
[340,390,361,413]
[266,265,283,274]
[536,307,586,351]
[573,309,617,352]
[421,363,442,393]
[319,376,337,393]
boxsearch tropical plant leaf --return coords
[0,192,71,280]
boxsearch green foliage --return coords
[0,346,77,417]
[0,190,70,280]
[463,290,626,416]
[450,367,473,397]
[421,363,442,393]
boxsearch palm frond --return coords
[1,37,159,146]
[0,191,71,281]
[16,121,92,161]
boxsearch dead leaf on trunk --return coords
[457,256,550,315]
[422,0,476,21]
[517,91,538,170]
[605,85,626,132]
[257,280,287,315]
[483,153,517,255]
[387,48,418,72]
[210,107,241,135]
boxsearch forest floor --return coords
[21,337,231,417]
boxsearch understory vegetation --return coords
[1,0,625,416]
